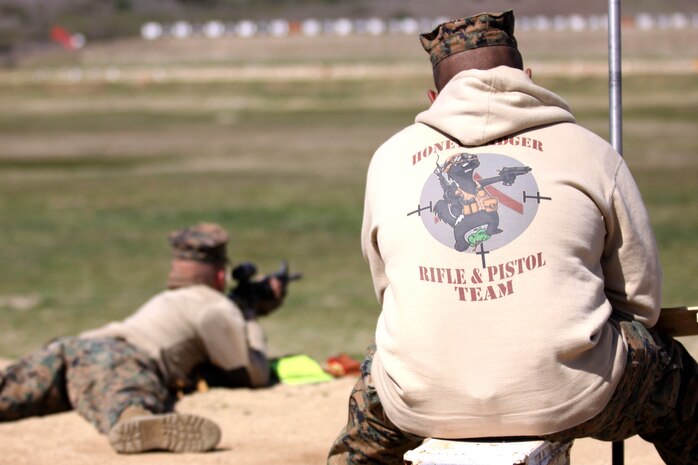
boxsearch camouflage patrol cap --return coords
[168,222,229,265]
[420,10,518,68]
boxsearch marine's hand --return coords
[268,276,285,300]
[251,275,286,317]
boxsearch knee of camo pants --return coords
[327,343,423,465]
[65,338,173,434]
[544,321,697,465]
[0,337,73,422]
[638,327,697,465]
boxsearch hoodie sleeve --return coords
[601,158,662,327]
[199,303,270,387]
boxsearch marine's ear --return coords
[214,267,227,291]
[427,89,438,103]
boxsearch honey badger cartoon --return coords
[433,153,531,251]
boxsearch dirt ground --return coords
[0,358,668,465]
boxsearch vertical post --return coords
[609,0,623,155]
[608,1,624,464]
[612,440,625,465]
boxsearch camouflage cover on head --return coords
[419,10,518,68]
[168,223,229,265]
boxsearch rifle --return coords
[434,162,466,208]
[228,260,302,319]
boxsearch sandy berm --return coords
[0,358,667,465]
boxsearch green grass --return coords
[0,46,696,361]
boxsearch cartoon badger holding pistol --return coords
[434,153,531,252]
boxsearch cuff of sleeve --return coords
[246,320,267,353]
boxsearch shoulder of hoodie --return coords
[530,119,624,173]
[368,123,438,166]
[366,116,627,189]
[156,284,236,313]
[371,120,622,161]
[166,285,244,328]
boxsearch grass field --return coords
[0,30,697,361]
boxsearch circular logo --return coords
[419,152,539,252]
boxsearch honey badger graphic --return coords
[433,153,531,252]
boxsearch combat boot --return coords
[108,405,221,453]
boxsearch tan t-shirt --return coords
[80,284,269,387]
[362,66,661,438]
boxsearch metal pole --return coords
[609,0,624,464]
[612,440,625,465]
[609,0,623,155]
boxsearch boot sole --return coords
[109,413,221,453]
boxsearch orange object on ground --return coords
[325,353,361,377]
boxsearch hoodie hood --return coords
[416,66,575,146]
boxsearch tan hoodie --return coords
[362,66,661,438]
[80,285,270,388]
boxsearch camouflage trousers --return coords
[327,321,697,465]
[0,336,173,434]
